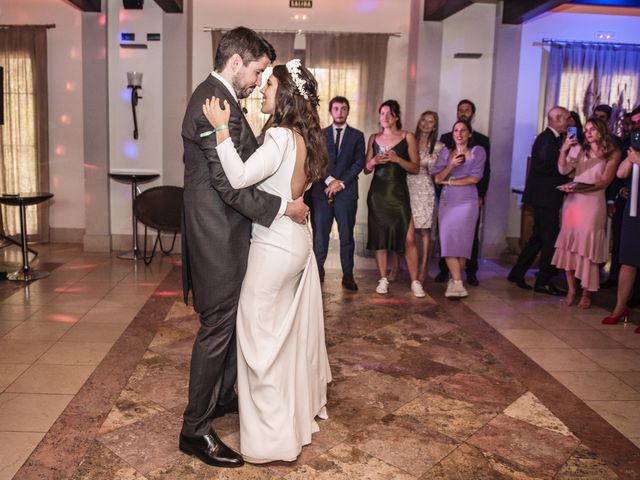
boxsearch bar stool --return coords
[109,170,160,260]
[0,192,54,281]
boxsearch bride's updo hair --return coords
[265,62,327,183]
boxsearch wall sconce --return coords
[127,71,143,140]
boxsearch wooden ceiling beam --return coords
[502,0,568,24]
[423,0,473,21]
[153,0,183,13]
[62,0,101,12]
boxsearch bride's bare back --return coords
[291,131,309,198]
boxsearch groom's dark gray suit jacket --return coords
[181,74,280,313]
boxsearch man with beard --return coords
[180,27,308,468]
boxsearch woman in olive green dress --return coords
[365,100,424,298]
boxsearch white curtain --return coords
[544,41,640,135]
[306,33,390,136]
[0,26,50,240]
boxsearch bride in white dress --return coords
[202,59,332,463]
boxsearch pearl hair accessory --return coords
[285,59,309,100]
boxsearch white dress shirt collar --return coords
[211,71,238,103]
[548,126,561,138]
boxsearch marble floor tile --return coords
[420,442,546,480]
[551,329,625,349]
[503,392,575,438]
[586,400,640,438]
[0,364,30,391]
[95,294,150,309]
[146,455,280,479]
[347,414,459,476]
[97,411,182,474]
[478,314,541,330]
[99,388,166,435]
[613,372,640,391]
[394,391,498,442]
[61,322,129,343]
[497,329,570,349]
[78,306,141,325]
[328,370,424,429]
[467,414,580,477]
[36,342,114,366]
[71,441,146,480]
[284,443,415,480]
[555,443,620,480]
[0,432,45,480]
[552,371,640,401]
[521,348,604,372]
[578,348,640,372]
[23,305,89,323]
[528,313,597,331]
[0,304,40,322]
[0,321,21,336]
[3,320,74,342]
[6,364,95,394]
[0,393,73,431]
[1,291,59,306]
[601,329,640,349]
[421,373,526,410]
[0,340,53,364]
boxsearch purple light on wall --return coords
[355,0,380,13]
[121,87,131,102]
[124,141,139,158]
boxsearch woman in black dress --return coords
[364,100,423,297]
[602,107,640,329]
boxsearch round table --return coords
[109,171,160,260]
[0,192,54,281]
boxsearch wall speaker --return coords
[123,0,144,9]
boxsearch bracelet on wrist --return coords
[448,177,454,186]
[214,124,229,132]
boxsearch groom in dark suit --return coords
[310,96,365,291]
[508,106,570,294]
[180,27,308,468]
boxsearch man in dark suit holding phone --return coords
[435,99,491,286]
[310,96,365,290]
[508,106,570,294]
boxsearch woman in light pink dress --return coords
[552,117,619,308]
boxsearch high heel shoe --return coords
[601,307,630,325]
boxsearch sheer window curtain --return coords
[543,41,640,134]
[0,26,50,240]
[306,33,390,136]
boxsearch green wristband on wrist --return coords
[199,124,229,138]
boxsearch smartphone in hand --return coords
[567,126,577,139]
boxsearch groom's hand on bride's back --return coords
[285,197,310,224]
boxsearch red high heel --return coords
[602,308,630,325]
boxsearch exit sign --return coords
[290,0,312,7]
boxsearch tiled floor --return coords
[1,243,640,479]
[0,244,176,480]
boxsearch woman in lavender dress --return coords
[432,119,486,299]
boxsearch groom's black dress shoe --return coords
[508,274,532,290]
[179,432,244,468]
[212,397,238,419]
[342,275,358,291]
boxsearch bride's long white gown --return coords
[216,127,332,463]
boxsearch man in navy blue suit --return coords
[310,96,365,291]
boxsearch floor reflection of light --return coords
[154,291,179,297]
[60,263,97,270]
[366,298,407,305]
[52,314,77,323]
